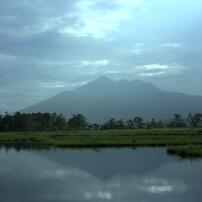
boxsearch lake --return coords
[0,145,202,202]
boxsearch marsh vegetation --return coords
[1,128,202,158]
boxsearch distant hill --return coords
[21,76,202,123]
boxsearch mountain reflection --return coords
[0,147,201,202]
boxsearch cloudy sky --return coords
[1,0,202,113]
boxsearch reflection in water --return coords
[0,146,202,202]
[0,142,50,152]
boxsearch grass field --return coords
[167,145,202,159]
[1,128,202,158]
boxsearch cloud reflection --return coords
[0,148,200,202]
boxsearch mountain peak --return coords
[78,76,114,91]
[78,76,160,93]
[21,76,202,123]
[94,76,112,82]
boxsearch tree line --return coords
[0,112,202,132]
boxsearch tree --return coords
[0,112,13,132]
[187,113,202,127]
[168,113,186,128]
[100,118,117,130]
[91,123,100,130]
[146,118,164,129]
[174,113,186,127]
[53,113,67,130]
[12,112,26,131]
[133,116,145,129]
[116,119,126,129]
[0,114,2,131]
[100,118,126,130]
[67,114,88,130]
[126,119,134,129]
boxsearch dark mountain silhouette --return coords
[21,76,202,123]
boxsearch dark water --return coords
[0,145,202,202]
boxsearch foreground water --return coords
[0,146,202,202]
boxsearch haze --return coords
[0,0,202,113]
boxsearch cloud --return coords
[0,148,191,202]
[85,191,112,200]
[59,0,146,39]
[140,64,170,70]
[59,1,125,38]
[0,0,77,40]
[130,42,184,56]
[117,0,144,6]
[133,63,186,77]
[0,0,202,112]
[105,70,121,74]
[80,59,109,68]
[139,71,164,77]
[130,43,147,54]
[0,52,18,61]
[160,43,183,48]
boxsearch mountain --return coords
[21,76,202,123]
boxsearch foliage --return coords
[100,118,120,130]
[167,113,186,128]
[67,114,88,130]
[1,128,202,158]
[125,119,134,129]
[167,145,202,158]
[133,116,145,129]
[146,118,164,129]
[88,123,100,130]
[0,112,67,132]
[1,112,202,132]
[187,113,202,127]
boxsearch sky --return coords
[0,0,202,113]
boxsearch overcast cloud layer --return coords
[1,0,202,113]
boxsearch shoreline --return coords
[1,128,202,158]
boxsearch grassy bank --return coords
[167,145,202,158]
[1,128,202,158]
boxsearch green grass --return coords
[1,128,202,158]
[167,145,202,159]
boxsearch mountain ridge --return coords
[21,77,202,123]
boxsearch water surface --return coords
[0,145,202,202]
